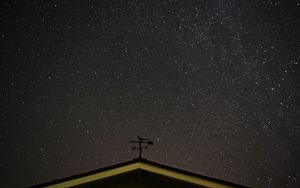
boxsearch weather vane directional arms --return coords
[130,136,154,159]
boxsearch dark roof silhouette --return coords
[31,158,250,188]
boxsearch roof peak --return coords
[31,158,249,188]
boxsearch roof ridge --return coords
[29,158,250,188]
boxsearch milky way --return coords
[1,1,299,187]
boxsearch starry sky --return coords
[1,0,299,187]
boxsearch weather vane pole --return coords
[130,136,154,158]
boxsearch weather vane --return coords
[130,136,154,158]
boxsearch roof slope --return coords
[32,158,249,188]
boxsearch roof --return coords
[32,158,249,188]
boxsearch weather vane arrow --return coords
[130,136,154,159]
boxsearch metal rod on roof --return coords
[130,136,154,159]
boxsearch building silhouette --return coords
[33,158,249,188]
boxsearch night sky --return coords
[1,0,299,187]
